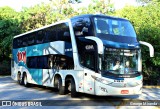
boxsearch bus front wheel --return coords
[70,78,78,98]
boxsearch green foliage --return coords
[0,7,21,60]
[78,0,114,15]
[116,1,160,84]
[19,0,78,32]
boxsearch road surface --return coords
[0,76,160,109]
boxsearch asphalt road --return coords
[0,76,160,109]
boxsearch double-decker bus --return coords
[11,14,154,97]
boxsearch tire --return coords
[54,77,58,90]
[23,73,29,87]
[70,78,78,98]
[17,73,23,85]
[57,77,65,95]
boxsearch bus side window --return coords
[37,56,46,69]
[57,23,71,41]
[37,31,44,44]
[28,33,36,45]
[17,37,22,48]
[55,55,74,70]
[48,55,54,69]
[45,26,57,43]
[13,38,18,48]
[27,57,37,68]
[84,53,95,70]
[22,36,28,46]
[77,39,97,71]
[43,56,49,69]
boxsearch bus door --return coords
[82,50,96,94]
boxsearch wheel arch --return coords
[65,74,78,92]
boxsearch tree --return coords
[77,0,115,15]
[20,3,51,32]
[20,0,77,32]
[136,0,160,5]
[116,2,160,84]
[68,0,82,3]
[0,7,21,61]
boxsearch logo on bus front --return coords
[17,51,26,63]
[85,45,94,50]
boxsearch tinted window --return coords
[56,55,74,70]
[45,26,57,43]
[22,36,28,46]
[13,38,18,48]
[27,56,49,69]
[44,23,71,42]
[13,22,71,49]
[77,40,97,71]
[72,17,94,37]
[37,30,45,44]
[27,57,37,68]
[27,55,74,69]
[57,23,71,42]
[79,51,95,71]
[17,37,22,48]
[28,33,36,46]
[37,56,48,68]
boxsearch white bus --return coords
[11,14,154,97]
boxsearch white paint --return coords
[139,41,154,57]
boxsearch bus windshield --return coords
[100,48,139,74]
[94,17,136,37]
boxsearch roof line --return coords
[14,19,69,38]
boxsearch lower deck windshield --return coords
[100,48,139,75]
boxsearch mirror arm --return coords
[139,41,154,57]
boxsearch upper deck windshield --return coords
[94,17,136,37]
[100,48,139,75]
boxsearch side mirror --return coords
[139,41,154,57]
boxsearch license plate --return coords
[121,90,129,94]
